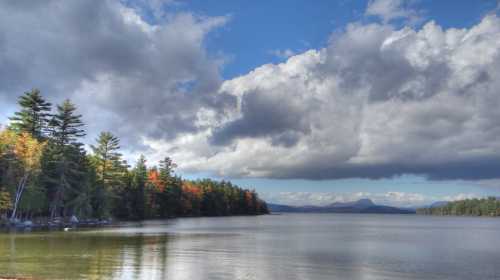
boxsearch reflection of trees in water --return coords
[0,232,171,279]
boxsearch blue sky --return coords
[2,0,500,207]
[168,0,498,79]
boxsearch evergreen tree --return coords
[50,100,85,146]
[1,92,270,223]
[159,157,176,183]
[417,197,500,216]
[131,155,147,219]
[9,89,52,140]
[47,100,86,219]
[90,132,125,187]
[157,157,181,217]
[64,153,96,219]
[90,132,127,218]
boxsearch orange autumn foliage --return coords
[148,169,165,192]
[245,190,253,207]
[182,181,203,199]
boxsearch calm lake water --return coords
[1,213,500,280]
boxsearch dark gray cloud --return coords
[211,89,312,145]
[266,156,500,180]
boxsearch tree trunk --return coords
[10,173,29,221]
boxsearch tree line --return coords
[417,197,500,216]
[0,89,268,222]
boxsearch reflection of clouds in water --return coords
[3,215,500,279]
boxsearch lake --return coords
[1,213,500,280]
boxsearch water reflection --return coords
[1,214,500,279]
[1,231,165,279]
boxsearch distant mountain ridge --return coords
[268,199,415,214]
[328,198,375,208]
[429,201,449,208]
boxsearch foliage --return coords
[417,197,500,216]
[0,90,268,221]
[46,99,87,219]
[0,130,45,219]
[90,132,127,218]
[0,191,12,215]
[9,89,52,140]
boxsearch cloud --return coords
[269,49,296,59]
[3,2,500,184]
[0,0,230,152]
[260,191,482,208]
[160,15,500,180]
[365,0,423,25]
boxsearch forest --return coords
[0,89,268,224]
[417,197,500,216]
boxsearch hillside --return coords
[268,199,415,214]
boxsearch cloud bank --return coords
[170,15,500,180]
[2,1,500,182]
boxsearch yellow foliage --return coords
[0,191,12,212]
[0,129,45,172]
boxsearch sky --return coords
[1,0,500,207]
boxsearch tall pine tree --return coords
[90,132,127,218]
[47,99,86,219]
[9,89,52,140]
[131,155,147,219]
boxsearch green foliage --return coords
[46,99,87,218]
[9,89,52,140]
[0,90,269,222]
[417,197,500,216]
[90,132,127,218]
[50,99,85,146]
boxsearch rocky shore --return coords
[0,216,112,231]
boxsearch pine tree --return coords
[157,157,181,218]
[159,157,177,184]
[64,154,96,219]
[90,132,127,218]
[47,99,86,219]
[9,89,52,140]
[131,155,147,219]
[90,132,124,186]
[50,100,85,146]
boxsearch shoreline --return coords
[0,213,269,232]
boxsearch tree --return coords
[0,190,12,216]
[156,157,181,218]
[65,156,96,219]
[9,89,52,140]
[417,197,500,217]
[11,133,45,220]
[0,130,45,220]
[50,100,85,146]
[90,132,125,187]
[159,157,177,183]
[47,99,86,219]
[90,132,127,218]
[2,91,271,222]
[130,155,147,219]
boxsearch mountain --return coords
[429,201,449,208]
[268,199,415,214]
[328,198,375,208]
